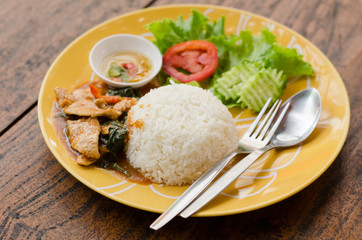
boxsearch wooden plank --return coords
[0,105,360,239]
[0,0,361,238]
[0,0,153,133]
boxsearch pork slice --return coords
[76,154,97,166]
[94,98,109,109]
[113,98,138,114]
[101,124,111,135]
[67,117,101,159]
[54,87,77,108]
[72,87,94,101]
[64,99,119,119]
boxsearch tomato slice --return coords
[162,40,218,83]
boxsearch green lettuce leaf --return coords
[262,44,314,77]
[146,9,225,54]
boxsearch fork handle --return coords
[150,151,238,230]
[180,145,273,218]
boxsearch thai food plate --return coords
[38,5,350,216]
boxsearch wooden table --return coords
[1,0,360,239]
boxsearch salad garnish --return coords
[146,10,314,111]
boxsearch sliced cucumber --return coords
[237,69,286,112]
[212,61,286,112]
[213,61,261,100]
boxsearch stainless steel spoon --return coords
[180,88,322,218]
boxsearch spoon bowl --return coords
[272,88,321,147]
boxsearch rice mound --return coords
[126,84,238,186]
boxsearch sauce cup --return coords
[89,34,162,88]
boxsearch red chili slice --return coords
[162,40,218,83]
[122,62,137,74]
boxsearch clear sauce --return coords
[103,51,152,83]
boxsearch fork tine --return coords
[251,99,280,138]
[262,102,291,143]
[245,97,272,136]
[258,100,282,139]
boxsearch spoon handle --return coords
[180,146,271,218]
[150,151,238,230]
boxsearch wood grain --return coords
[0,0,153,133]
[0,0,361,239]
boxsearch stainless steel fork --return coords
[150,98,287,230]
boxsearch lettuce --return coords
[145,10,314,111]
[146,9,225,54]
[262,44,314,77]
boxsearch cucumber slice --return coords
[237,68,286,112]
[213,61,261,100]
[212,61,286,112]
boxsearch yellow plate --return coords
[38,5,350,216]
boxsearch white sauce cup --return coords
[89,34,162,88]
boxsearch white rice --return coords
[126,84,238,186]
